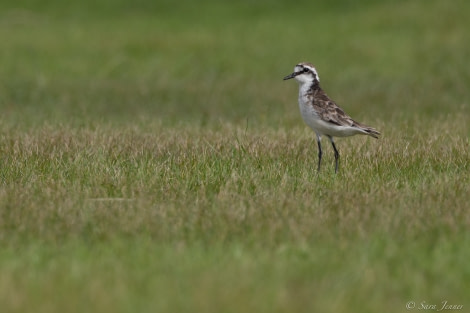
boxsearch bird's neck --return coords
[299,80,320,95]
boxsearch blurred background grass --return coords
[1,0,468,127]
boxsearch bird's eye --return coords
[303,68,309,73]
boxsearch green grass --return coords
[1,0,469,312]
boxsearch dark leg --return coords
[316,135,322,172]
[328,136,340,173]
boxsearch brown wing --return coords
[309,88,381,138]
[310,89,356,127]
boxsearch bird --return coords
[283,62,380,173]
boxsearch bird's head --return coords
[283,62,320,85]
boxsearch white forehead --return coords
[295,64,319,81]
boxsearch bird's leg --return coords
[316,134,322,172]
[328,136,340,173]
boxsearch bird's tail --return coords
[353,121,380,139]
[362,126,380,139]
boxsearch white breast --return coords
[298,87,321,131]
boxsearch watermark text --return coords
[406,301,463,311]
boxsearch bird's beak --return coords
[283,72,297,80]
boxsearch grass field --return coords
[1,0,469,312]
